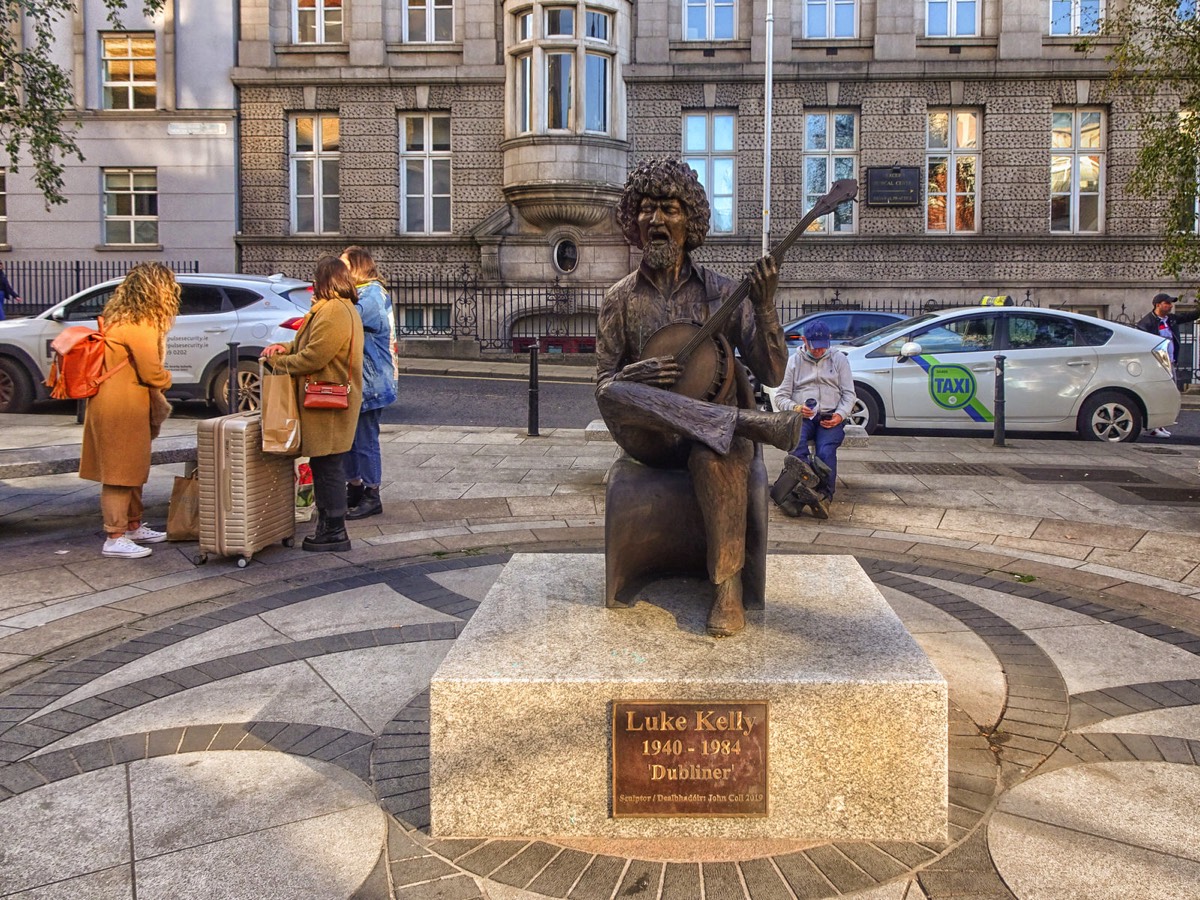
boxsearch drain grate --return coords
[1133,446,1182,456]
[1121,485,1200,504]
[1010,467,1155,485]
[869,462,1005,477]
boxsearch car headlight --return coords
[1152,341,1173,374]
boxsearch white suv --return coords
[0,273,312,414]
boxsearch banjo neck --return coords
[674,178,858,363]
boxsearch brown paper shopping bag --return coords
[166,471,200,541]
[260,368,301,455]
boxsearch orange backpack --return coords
[43,316,129,400]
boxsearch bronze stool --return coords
[603,445,768,610]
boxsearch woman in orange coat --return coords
[79,263,179,558]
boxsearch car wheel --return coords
[0,356,35,414]
[849,388,881,435]
[1078,390,1142,442]
[213,360,262,415]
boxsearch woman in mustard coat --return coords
[263,256,364,551]
[79,263,179,559]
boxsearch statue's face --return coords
[637,197,688,261]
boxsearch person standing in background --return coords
[0,261,21,320]
[1136,292,1199,438]
[340,245,397,519]
[262,256,365,551]
[79,263,179,558]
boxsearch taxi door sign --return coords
[928,364,976,410]
[910,355,996,423]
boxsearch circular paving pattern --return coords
[0,549,1198,899]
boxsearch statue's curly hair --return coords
[616,157,711,252]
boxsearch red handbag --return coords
[300,304,355,410]
[303,380,350,409]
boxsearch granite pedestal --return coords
[429,553,947,840]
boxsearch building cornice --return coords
[230,68,502,87]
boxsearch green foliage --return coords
[0,1,165,206]
[1082,0,1200,280]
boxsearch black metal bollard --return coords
[993,354,1006,447]
[527,346,539,436]
[227,342,240,414]
[75,399,86,425]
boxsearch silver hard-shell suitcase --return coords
[196,411,295,567]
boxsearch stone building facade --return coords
[234,0,1191,325]
[4,0,238,272]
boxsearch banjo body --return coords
[639,322,737,405]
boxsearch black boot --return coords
[310,509,327,538]
[346,486,382,520]
[771,456,822,515]
[346,482,364,511]
[303,516,351,552]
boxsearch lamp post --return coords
[761,0,775,255]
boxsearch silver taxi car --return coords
[836,306,1179,442]
[0,273,312,414]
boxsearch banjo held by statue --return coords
[639,178,859,404]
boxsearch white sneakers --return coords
[125,524,167,543]
[1148,427,1172,438]
[102,536,152,558]
[102,524,167,558]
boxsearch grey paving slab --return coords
[771,852,834,899]
[1076,705,1200,741]
[993,760,1200,864]
[566,854,625,900]
[489,842,560,889]
[989,809,1200,900]
[735,858,792,900]
[129,752,379,856]
[0,766,130,896]
[1018,622,1200,695]
[132,804,384,900]
[700,861,744,900]
[422,564,505,602]
[2,865,133,900]
[0,569,100,615]
[660,862,703,900]
[526,848,592,896]
[307,642,452,733]
[613,859,663,899]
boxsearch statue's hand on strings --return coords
[749,255,779,315]
[617,355,681,387]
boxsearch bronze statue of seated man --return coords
[595,157,802,637]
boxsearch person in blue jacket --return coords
[340,246,397,518]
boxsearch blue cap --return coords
[804,321,831,349]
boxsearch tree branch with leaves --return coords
[1082,0,1200,280]
[0,1,165,207]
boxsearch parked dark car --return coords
[779,310,909,353]
[750,310,908,407]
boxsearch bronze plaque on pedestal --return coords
[612,701,769,817]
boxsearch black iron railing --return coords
[1,259,200,317]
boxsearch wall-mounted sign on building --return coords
[865,166,921,206]
[167,122,228,136]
